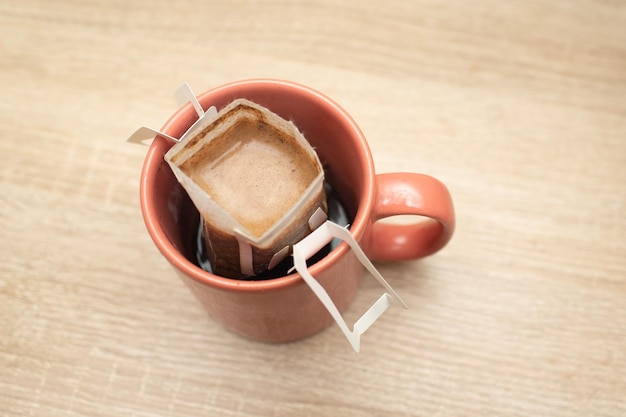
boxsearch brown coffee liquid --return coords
[181,118,319,238]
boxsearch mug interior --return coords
[140,80,375,291]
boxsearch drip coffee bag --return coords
[165,99,327,278]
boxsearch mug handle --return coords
[364,172,455,261]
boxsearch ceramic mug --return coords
[139,79,455,343]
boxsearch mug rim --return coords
[140,79,375,292]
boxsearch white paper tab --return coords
[126,126,181,145]
[126,82,218,146]
[292,221,407,352]
[175,82,205,119]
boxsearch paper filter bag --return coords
[165,99,327,278]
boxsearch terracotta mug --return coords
[139,79,455,343]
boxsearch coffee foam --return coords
[181,116,318,238]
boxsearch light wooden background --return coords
[2,0,625,416]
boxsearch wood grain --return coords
[1,0,625,416]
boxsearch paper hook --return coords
[292,221,407,352]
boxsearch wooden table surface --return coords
[2,0,625,416]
